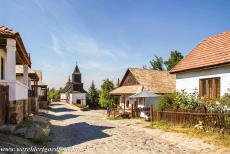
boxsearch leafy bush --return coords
[158,93,176,110]
[159,89,230,112]
[175,90,200,111]
[159,90,200,111]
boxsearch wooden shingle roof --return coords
[128,68,175,93]
[110,68,176,95]
[170,30,230,73]
[110,85,143,95]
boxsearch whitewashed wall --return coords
[60,93,67,100]
[119,95,161,108]
[69,93,86,105]
[0,39,29,101]
[176,65,230,96]
[15,81,28,100]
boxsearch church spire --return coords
[73,61,80,74]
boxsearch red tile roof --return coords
[170,30,230,73]
[0,25,18,37]
[0,25,31,66]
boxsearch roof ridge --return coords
[170,30,230,73]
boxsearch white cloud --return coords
[64,35,116,57]
[32,0,45,12]
[51,34,64,55]
[79,61,124,72]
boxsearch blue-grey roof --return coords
[129,91,161,98]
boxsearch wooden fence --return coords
[0,85,9,125]
[150,109,230,133]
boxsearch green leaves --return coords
[149,50,184,71]
[86,81,99,109]
[47,88,62,101]
[164,50,184,71]
[158,91,200,111]
[150,55,165,70]
[99,79,114,108]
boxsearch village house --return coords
[16,65,40,113]
[170,30,230,99]
[110,68,175,117]
[60,63,87,105]
[0,25,31,125]
[33,70,48,108]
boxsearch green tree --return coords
[86,81,99,109]
[99,79,114,108]
[164,50,184,71]
[150,55,165,70]
[48,88,62,101]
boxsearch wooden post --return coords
[124,95,125,113]
[132,104,134,117]
[150,105,153,124]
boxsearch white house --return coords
[61,64,87,105]
[16,65,40,113]
[0,25,31,124]
[32,70,48,108]
[170,30,230,99]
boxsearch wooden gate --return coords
[0,85,9,125]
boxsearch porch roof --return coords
[0,25,31,67]
[129,91,161,98]
[110,85,143,95]
[16,65,39,81]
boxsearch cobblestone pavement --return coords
[46,102,230,154]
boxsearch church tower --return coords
[72,64,85,92]
[61,62,86,105]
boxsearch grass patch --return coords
[73,104,89,111]
[31,127,51,146]
[47,107,52,111]
[16,119,30,129]
[107,116,125,120]
[146,121,230,148]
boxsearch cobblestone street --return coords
[46,102,230,154]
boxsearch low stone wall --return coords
[8,100,28,124]
[39,101,48,109]
[29,97,38,113]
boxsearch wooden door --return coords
[0,85,8,125]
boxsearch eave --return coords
[170,62,230,74]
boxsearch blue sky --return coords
[0,0,230,89]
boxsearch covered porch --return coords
[110,85,162,118]
[110,85,143,112]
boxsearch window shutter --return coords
[216,78,220,98]
[199,79,202,97]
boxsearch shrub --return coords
[175,90,200,111]
[158,93,176,110]
[159,90,200,111]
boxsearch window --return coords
[199,77,220,99]
[0,57,4,80]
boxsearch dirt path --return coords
[43,102,229,154]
